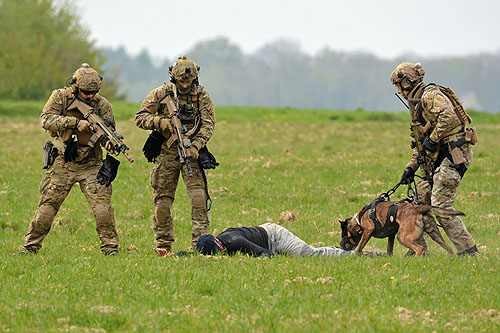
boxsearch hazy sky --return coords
[76,0,500,60]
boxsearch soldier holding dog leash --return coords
[391,62,479,256]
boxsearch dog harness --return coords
[358,197,400,238]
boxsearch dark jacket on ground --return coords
[216,227,271,257]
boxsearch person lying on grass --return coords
[154,223,385,257]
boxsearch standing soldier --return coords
[391,62,479,256]
[19,64,121,256]
[136,55,216,254]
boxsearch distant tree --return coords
[0,0,120,100]
[97,37,500,112]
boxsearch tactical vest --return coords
[55,88,104,161]
[158,83,202,139]
[410,84,477,176]
[427,84,472,125]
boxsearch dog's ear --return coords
[339,218,350,225]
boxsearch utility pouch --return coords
[42,141,57,169]
[465,127,477,145]
[449,143,466,165]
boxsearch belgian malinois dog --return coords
[339,201,461,256]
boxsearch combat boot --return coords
[13,247,38,256]
[458,244,480,256]
[154,247,172,257]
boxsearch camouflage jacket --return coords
[41,87,115,162]
[135,82,215,152]
[406,83,466,171]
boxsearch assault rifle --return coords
[410,121,434,181]
[163,92,193,176]
[66,98,134,163]
[395,93,435,183]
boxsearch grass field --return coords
[1,99,500,331]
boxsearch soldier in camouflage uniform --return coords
[391,62,479,256]
[19,64,120,256]
[135,55,215,252]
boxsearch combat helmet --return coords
[71,63,102,92]
[169,55,200,93]
[390,62,425,88]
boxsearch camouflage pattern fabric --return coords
[415,156,475,253]
[136,82,215,151]
[406,84,471,171]
[403,83,476,253]
[22,156,119,255]
[150,147,210,249]
[21,87,119,255]
[421,85,465,143]
[136,82,215,249]
[41,87,115,161]
[72,65,102,91]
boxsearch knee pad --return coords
[156,197,173,221]
[190,189,206,209]
[95,205,112,226]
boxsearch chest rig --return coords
[158,84,202,138]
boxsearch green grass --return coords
[1,101,500,331]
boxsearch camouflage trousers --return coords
[22,156,119,255]
[415,157,475,254]
[150,148,210,250]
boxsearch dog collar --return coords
[346,232,356,245]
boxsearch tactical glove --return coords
[159,117,174,134]
[197,146,219,170]
[64,134,78,163]
[187,146,199,160]
[104,140,118,155]
[399,167,415,185]
[142,131,166,163]
[76,119,91,132]
[97,154,120,187]
[422,136,438,153]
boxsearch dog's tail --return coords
[416,205,465,216]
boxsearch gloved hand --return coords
[104,140,118,155]
[198,146,219,169]
[188,146,199,160]
[422,136,438,153]
[76,119,91,133]
[97,154,120,187]
[399,167,415,185]
[159,117,173,134]
[64,134,78,162]
[142,131,166,163]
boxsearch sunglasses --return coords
[80,89,97,95]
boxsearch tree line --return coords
[1,1,499,112]
[0,0,120,100]
[102,37,500,112]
